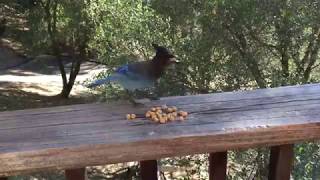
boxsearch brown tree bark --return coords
[303,28,320,83]
[232,29,267,88]
[42,1,90,99]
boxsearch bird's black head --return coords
[150,44,180,79]
[152,43,175,58]
[152,43,179,65]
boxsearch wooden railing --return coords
[1,84,320,180]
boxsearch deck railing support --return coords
[65,168,87,180]
[268,144,294,180]
[209,151,228,180]
[140,160,158,180]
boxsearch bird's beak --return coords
[170,60,180,64]
[170,57,180,64]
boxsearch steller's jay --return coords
[87,44,179,105]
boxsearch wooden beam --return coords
[140,160,158,180]
[1,84,320,176]
[209,152,227,180]
[268,144,294,180]
[65,168,87,180]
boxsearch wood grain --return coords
[268,144,294,180]
[0,84,320,176]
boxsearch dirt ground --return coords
[0,39,105,111]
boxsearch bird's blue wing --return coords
[114,63,155,90]
[116,63,151,80]
[87,62,155,90]
[86,76,118,88]
[115,65,129,75]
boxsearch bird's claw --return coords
[128,98,144,107]
[148,96,160,101]
[132,101,144,107]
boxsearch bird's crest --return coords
[152,43,175,58]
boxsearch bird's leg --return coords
[125,90,144,107]
[129,97,143,107]
[147,91,160,100]
[147,86,160,101]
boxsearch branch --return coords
[303,28,320,82]
[38,0,46,8]
[246,26,278,50]
[310,63,320,70]
[301,27,319,68]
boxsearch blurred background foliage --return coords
[1,0,320,179]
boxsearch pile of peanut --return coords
[126,105,188,124]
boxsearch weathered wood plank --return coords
[140,160,158,180]
[0,84,319,176]
[209,151,227,180]
[268,144,294,180]
[65,168,87,180]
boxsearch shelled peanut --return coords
[145,105,188,124]
[126,105,188,124]
[126,113,136,120]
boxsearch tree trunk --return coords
[232,29,267,88]
[60,59,82,98]
[274,10,291,86]
[243,53,267,88]
[44,0,71,98]
[280,48,289,85]
[303,29,320,83]
[43,0,90,99]
[60,84,73,98]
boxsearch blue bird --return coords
[87,44,178,105]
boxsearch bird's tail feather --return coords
[87,76,117,88]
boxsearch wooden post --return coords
[140,160,158,180]
[268,144,294,180]
[209,151,228,180]
[65,168,87,180]
[0,177,8,180]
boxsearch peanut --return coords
[178,116,185,121]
